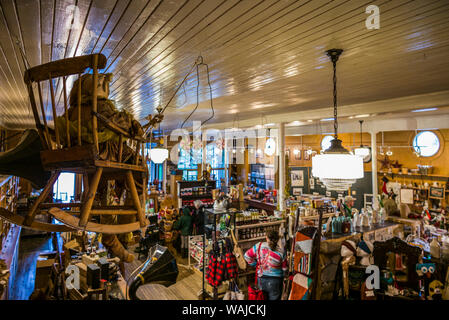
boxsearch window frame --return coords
[412,130,442,158]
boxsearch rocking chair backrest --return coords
[23,54,107,154]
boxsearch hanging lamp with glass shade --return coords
[311,49,364,191]
[149,107,169,164]
[353,120,371,162]
[264,129,276,156]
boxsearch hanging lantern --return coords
[149,147,169,164]
[353,120,371,162]
[311,49,364,191]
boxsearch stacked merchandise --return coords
[159,208,179,244]
[289,226,318,300]
[189,236,208,272]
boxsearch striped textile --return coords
[244,242,287,278]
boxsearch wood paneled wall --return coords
[285,129,449,177]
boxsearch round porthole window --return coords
[321,135,334,151]
[413,131,440,157]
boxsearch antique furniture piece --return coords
[0,54,155,234]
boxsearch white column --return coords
[162,135,167,193]
[371,131,378,205]
[278,122,286,211]
[224,136,229,189]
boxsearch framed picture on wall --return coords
[304,150,310,161]
[429,186,445,199]
[294,148,301,160]
[310,177,315,189]
[400,189,414,204]
[292,187,303,196]
[291,170,304,187]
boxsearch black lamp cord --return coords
[326,49,343,140]
[359,120,364,147]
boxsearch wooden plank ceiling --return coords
[0,0,449,131]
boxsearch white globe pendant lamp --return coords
[311,49,364,191]
[149,108,169,164]
[149,147,169,164]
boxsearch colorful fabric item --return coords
[206,254,219,287]
[289,273,312,300]
[357,240,373,254]
[224,252,238,280]
[293,252,312,275]
[244,242,287,278]
[292,226,316,275]
[341,240,357,256]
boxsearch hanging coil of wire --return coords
[181,55,215,128]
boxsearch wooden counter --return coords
[244,198,277,215]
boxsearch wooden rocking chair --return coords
[11,53,149,234]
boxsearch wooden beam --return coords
[48,75,61,148]
[126,171,146,228]
[79,167,103,228]
[77,73,82,146]
[26,82,48,149]
[118,134,123,163]
[24,54,107,83]
[62,76,71,147]
[0,208,75,232]
[23,171,60,226]
[36,81,51,150]
[92,55,99,154]
[49,207,146,234]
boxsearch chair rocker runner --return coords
[0,53,156,234]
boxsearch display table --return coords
[322,220,402,241]
[318,221,402,300]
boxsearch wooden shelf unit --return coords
[234,219,285,249]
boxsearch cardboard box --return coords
[34,254,56,290]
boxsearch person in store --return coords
[244,230,288,300]
[341,195,356,217]
[192,200,205,235]
[173,206,193,259]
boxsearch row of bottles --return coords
[238,225,278,240]
[235,210,265,226]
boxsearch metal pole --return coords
[371,131,378,205]
[278,123,286,211]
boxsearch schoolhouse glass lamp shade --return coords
[353,120,371,162]
[312,139,364,191]
[311,48,364,191]
[149,147,169,163]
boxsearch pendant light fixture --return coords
[149,107,169,164]
[264,128,276,156]
[311,49,364,191]
[354,120,371,162]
